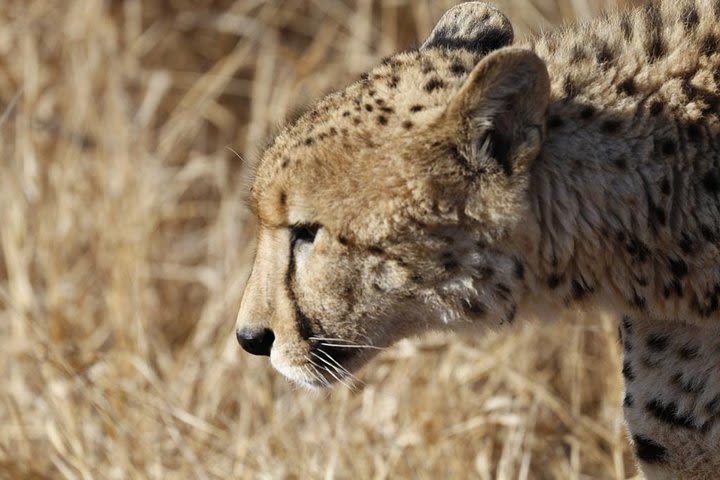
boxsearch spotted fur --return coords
[237,2,720,477]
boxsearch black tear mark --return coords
[633,434,668,464]
[286,237,319,342]
[296,306,314,340]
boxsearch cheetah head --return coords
[236,2,550,388]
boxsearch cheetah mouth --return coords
[301,337,384,388]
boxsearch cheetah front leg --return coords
[619,314,720,479]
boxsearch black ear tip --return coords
[421,2,513,55]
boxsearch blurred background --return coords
[0,0,642,478]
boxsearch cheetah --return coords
[235,1,720,477]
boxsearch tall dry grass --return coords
[0,1,642,478]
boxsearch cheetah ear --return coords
[421,2,513,55]
[447,47,550,176]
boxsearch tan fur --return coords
[237,1,720,477]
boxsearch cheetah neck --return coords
[519,77,720,325]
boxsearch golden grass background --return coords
[0,1,643,478]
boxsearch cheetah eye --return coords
[290,223,321,247]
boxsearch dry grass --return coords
[0,1,644,478]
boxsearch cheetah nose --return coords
[236,327,275,356]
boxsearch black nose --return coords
[236,327,275,356]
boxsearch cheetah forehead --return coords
[253,48,479,201]
[251,2,519,225]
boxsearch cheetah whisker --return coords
[309,336,359,344]
[302,357,325,385]
[309,355,352,389]
[309,363,331,388]
[310,351,355,390]
[318,342,385,350]
[315,348,364,387]
[301,364,324,387]
[306,355,335,387]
